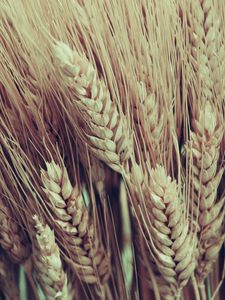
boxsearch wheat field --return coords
[0,0,224,299]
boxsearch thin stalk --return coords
[191,275,201,300]
[199,282,207,300]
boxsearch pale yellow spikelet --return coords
[145,165,197,296]
[32,215,70,300]
[53,41,133,173]
[41,159,111,293]
[185,101,225,283]
[0,198,30,264]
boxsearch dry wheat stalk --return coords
[40,159,111,296]
[53,41,133,174]
[144,165,197,298]
[32,214,71,300]
[0,250,19,300]
[185,101,225,284]
[0,198,30,264]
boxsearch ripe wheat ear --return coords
[53,41,133,174]
[41,159,111,297]
[142,165,197,299]
[185,101,225,284]
[32,214,72,300]
[0,197,30,264]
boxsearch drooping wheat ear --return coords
[41,160,111,294]
[145,165,197,298]
[32,214,72,300]
[53,41,133,174]
[133,81,164,162]
[189,0,223,103]
[0,198,30,264]
[185,101,225,283]
[0,250,19,300]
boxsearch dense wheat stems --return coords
[53,41,133,174]
[143,165,197,298]
[41,159,111,296]
[32,215,71,300]
[185,101,225,283]
[0,198,30,264]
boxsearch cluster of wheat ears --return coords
[0,0,224,299]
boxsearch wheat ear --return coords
[0,250,19,300]
[53,41,133,173]
[41,160,111,294]
[145,165,197,298]
[188,0,225,108]
[0,198,30,263]
[32,214,71,300]
[185,101,225,283]
[133,81,164,161]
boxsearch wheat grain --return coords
[185,101,225,283]
[32,214,71,300]
[0,198,30,264]
[53,41,133,174]
[41,159,111,296]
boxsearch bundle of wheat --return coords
[0,0,224,299]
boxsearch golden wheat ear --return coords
[52,41,133,174]
[40,159,111,297]
[185,101,225,284]
[32,214,72,300]
[143,165,198,298]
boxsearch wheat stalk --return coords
[0,250,20,300]
[144,165,197,298]
[185,101,225,284]
[0,198,30,264]
[40,159,111,297]
[32,214,72,300]
[53,41,133,174]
